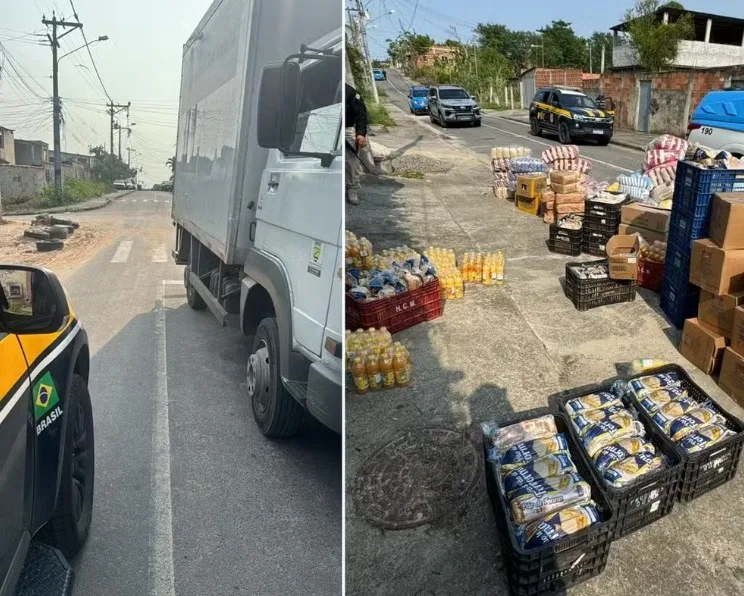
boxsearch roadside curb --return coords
[5,190,134,216]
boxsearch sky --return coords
[0,0,212,186]
[364,0,744,59]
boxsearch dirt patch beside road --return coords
[0,219,115,277]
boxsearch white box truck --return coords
[172,0,342,436]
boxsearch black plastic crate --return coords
[625,364,744,502]
[584,196,627,216]
[550,224,582,243]
[548,238,582,257]
[565,260,637,311]
[581,242,607,258]
[483,413,615,596]
[583,218,620,236]
[556,389,682,539]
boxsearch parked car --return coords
[428,85,482,128]
[408,86,429,115]
[113,179,127,190]
[687,90,744,157]
[373,68,386,81]
[0,265,94,593]
[529,87,613,145]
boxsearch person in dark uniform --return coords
[345,82,368,205]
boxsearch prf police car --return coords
[0,264,94,593]
[529,87,613,145]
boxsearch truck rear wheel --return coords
[248,317,303,437]
[184,265,206,310]
[41,375,95,559]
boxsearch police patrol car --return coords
[529,87,614,145]
[0,264,94,594]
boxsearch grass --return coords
[397,170,425,180]
[367,102,396,127]
[26,179,112,210]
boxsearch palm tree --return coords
[166,156,176,182]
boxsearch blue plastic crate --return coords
[660,280,699,328]
[667,209,709,253]
[663,241,692,291]
[673,161,744,218]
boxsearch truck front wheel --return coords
[41,375,95,558]
[247,318,303,437]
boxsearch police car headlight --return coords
[573,114,587,121]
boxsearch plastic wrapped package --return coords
[645,163,677,187]
[493,171,510,188]
[542,145,580,164]
[603,451,665,488]
[482,415,558,454]
[550,158,593,173]
[515,502,600,548]
[495,435,570,470]
[668,406,726,441]
[628,372,681,398]
[581,414,646,457]
[492,158,513,172]
[637,385,688,414]
[679,423,735,453]
[509,157,549,173]
[643,148,685,171]
[650,397,698,432]
[571,404,627,436]
[501,453,577,494]
[491,146,531,159]
[593,436,656,472]
[647,134,689,153]
[508,472,592,524]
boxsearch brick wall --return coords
[535,69,584,89]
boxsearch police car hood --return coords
[567,106,610,118]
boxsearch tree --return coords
[475,24,539,74]
[585,31,614,72]
[166,156,176,181]
[89,146,136,183]
[539,20,585,68]
[625,0,694,72]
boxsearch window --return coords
[560,93,598,109]
[412,89,428,97]
[0,131,4,149]
[535,91,550,103]
[429,88,436,98]
[438,88,470,100]
[291,51,341,154]
[546,92,558,106]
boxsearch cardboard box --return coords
[543,210,556,224]
[733,306,744,357]
[551,181,580,194]
[689,239,744,295]
[680,318,727,375]
[698,290,744,338]
[555,202,585,215]
[606,234,640,280]
[618,223,667,245]
[709,193,744,250]
[516,194,540,215]
[555,192,585,205]
[541,190,556,204]
[541,200,554,215]
[719,347,744,408]
[551,170,580,185]
[517,174,547,198]
[621,203,671,233]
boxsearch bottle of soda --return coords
[351,357,369,393]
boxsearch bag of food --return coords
[492,434,569,469]
[516,502,600,549]
[482,415,558,454]
[636,385,687,414]
[582,413,646,457]
[508,473,592,524]
[571,404,627,436]
[679,423,736,454]
[510,157,548,173]
[603,451,664,488]
[492,158,512,172]
[551,170,581,185]
[565,392,623,416]
[593,436,655,472]
[651,397,698,432]
[644,148,685,171]
[668,407,726,441]
[501,453,577,495]
[628,373,681,398]
[647,134,688,153]
[542,145,580,164]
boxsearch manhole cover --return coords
[352,427,481,529]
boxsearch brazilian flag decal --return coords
[33,372,59,421]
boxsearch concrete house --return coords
[14,139,49,166]
[0,126,15,165]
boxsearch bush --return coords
[32,179,112,208]
[367,103,396,127]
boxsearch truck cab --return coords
[0,265,94,595]
[171,0,342,437]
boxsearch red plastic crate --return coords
[637,258,664,293]
[346,279,443,334]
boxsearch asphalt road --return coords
[381,70,644,182]
[29,191,342,595]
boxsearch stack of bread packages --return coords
[642,135,688,208]
[540,146,592,225]
[492,146,531,200]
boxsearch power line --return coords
[68,0,111,102]
[407,0,419,30]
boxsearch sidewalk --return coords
[345,108,744,596]
[4,189,134,216]
[494,108,656,151]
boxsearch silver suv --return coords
[428,85,482,128]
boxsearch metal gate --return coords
[638,81,652,133]
[521,71,536,109]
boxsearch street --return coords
[381,70,644,181]
[14,191,342,596]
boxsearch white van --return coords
[687,90,744,157]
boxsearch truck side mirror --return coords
[257,61,301,150]
[0,265,70,334]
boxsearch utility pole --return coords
[107,101,130,156]
[43,12,82,193]
[353,0,379,104]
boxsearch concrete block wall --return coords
[0,165,46,201]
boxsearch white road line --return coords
[151,244,168,263]
[150,281,175,596]
[110,240,133,263]
[153,199,160,204]
[142,199,149,203]
[131,199,138,203]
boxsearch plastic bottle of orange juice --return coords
[352,357,369,393]
[380,353,395,389]
[366,354,382,391]
[494,249,505,285]
[393,350,410,386]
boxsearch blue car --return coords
[408,86,429,115]
[373,69,386,81]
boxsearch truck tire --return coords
[24,228,51,240]
[41,375,95,559]
[36,239,64,252]
[48,225,69,240]
[248,317,303,437]
[50,216,80,229]
[184,265,206,310]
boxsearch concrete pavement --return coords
[34,191,341,595]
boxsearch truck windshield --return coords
[291,53,341,154]
[411,89,427,97]
[439,88,469,100]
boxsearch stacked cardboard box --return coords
[542,171,583,224]
[679,194,744,404]
[619,203,670,245]
[516,174,547,216]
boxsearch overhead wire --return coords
[67,0,112,102]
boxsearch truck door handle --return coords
[268,173,280,192]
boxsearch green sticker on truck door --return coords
[308,240,324,277]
